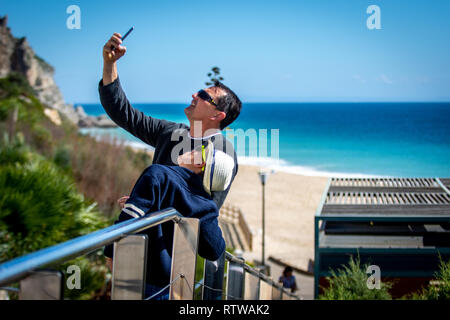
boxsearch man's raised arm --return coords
[102,32,124,85]
[99,33,171,147]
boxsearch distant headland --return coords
[0,15,116,128]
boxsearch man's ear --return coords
[212,111,226,122]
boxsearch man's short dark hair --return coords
[213,81,242,130]
[283,266,293,276]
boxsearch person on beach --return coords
[279,266,298,293]
[105,141,235,300]
[99,32,242,210]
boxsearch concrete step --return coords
[219,204,253,252]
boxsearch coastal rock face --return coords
[0,16,73,120]
[0,15,116,128]
[75,106,117,128]
[0,17,15,77]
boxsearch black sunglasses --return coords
[197,89,218,107]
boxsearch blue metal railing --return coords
[0,208,181,286]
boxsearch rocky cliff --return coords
[0,15,116,128]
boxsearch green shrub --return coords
[0,72,153,299]
[1,73,153,218]
[53,144,72,171]
[402,257,450,300]
[0,73,35,99]
[0,74,51,152]
[319,255,393,300]
[0,141,107,260]
[0,140,110,299]
[60,253,109,300]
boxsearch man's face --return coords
[184,87,223,123]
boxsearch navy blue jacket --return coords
[104,164,225,287]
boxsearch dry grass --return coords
[68,133,153,217]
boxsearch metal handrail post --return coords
[202,252,225,300]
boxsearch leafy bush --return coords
[0,72,153,299]
[0,139,111,299]
[0,74,52,152]
[402,257,450,300]
[0,72,35,99]
[319,255,393,300]
[60,253,110,300]
[53,144,72,171]
[0,140,108,261]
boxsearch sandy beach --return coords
[224,164,330,272]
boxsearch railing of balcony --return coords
[0,207,299,300]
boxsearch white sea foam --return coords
[237,156,389,178]
[79,128,388,177]
[79,128,155,152]
[124,141,155,152]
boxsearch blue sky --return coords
[1,0,450,103]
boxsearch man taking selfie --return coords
[98,32,243,299]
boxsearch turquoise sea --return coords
[78,102,450,178]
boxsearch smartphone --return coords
[111,26,134,51]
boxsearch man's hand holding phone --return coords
[102,27,133,85]
[103,33,127,63]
